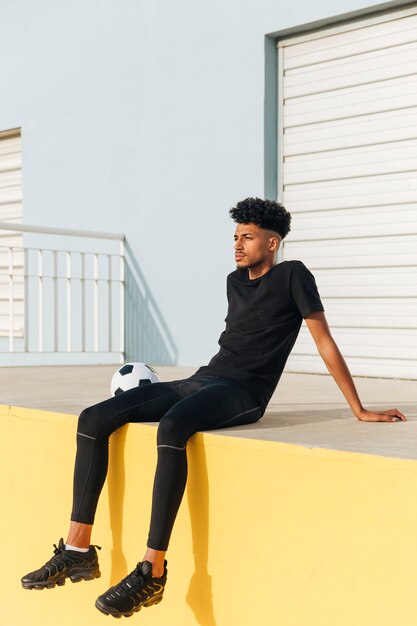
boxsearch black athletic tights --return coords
[71,374,262,551]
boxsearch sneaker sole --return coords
[22,569,101,590]
[95,593,163,618]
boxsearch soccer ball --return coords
[110,362,160,396]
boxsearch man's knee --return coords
[77,405,104,439]
[157,414,189,449]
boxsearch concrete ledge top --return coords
[2,364,416,461]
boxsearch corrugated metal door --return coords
[0,128,23,339]
[278,6,417,379]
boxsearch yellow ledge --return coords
[4,404,417,626]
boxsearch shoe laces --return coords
[38,543,69,573]
[52,542,65,557]
[43,541,100,570]
[115,564,146,596]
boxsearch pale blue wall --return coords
[0,0,402,365]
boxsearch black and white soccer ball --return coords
[110,362,160,396]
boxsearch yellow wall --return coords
[3,404,417,626]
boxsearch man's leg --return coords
[95,376,261,617]
[66,521,93,548]
[146,376,262,560]
[21,380,184,590]
[70,381,182,530]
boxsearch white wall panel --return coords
[286,353,417,379]
[0,129,23,338]
[284,109,417,156]
[0,131,22,225]
[294,326,417,360]
[284,173,417,211]
[279,6,417,379]
[285,235,417,268]
[289,205,417,241]
[285,41,417,98]
[0,174,21,204]
[284,76,417,127]
[283,8,417,68]
[320,298,417,329]
[285,140,417,184]
[314,267,417,298]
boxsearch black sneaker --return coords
[21,538,101,590]
[95,560,167,618]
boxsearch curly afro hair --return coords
[229,197,291,239]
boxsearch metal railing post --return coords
[66,252,72,352]
[81,252,86,353]
[8,247,14,352]
[53,250,58,352]
[24,248,29,352]
[93,253,99,352]
[119,238,125,363]
[38,249,43,352]
[107,254,112,353]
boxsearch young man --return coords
[21,198,406,618]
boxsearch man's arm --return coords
[304,311,407,422]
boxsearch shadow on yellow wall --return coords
[107,425,129,585]
[187,440,216,626]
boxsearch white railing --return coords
[0,222,125,365]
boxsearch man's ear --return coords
[269,235,281,252]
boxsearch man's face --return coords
[233,223,279,270]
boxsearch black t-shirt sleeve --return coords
[290,261,324,318]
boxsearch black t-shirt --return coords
[196,260,324,413]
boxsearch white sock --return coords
[65,543,89,553]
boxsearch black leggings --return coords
[71,374,262,551]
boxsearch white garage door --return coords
[0,128,23,339]
[278,5,417,379]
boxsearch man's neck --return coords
[248,262,276,280]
